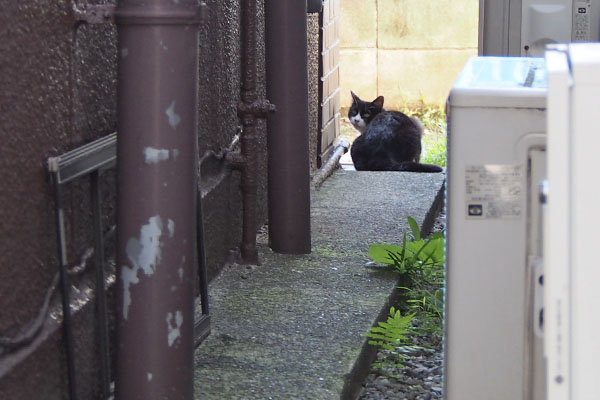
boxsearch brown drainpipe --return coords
[226,0,276,264]
[114,1,202,398]
[265,0,312,254]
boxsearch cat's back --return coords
[364,110,421,140]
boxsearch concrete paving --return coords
[193,170,445,400]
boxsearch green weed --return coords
[366,216,445,362]
[365,307,414,368]
[421,131,447,167]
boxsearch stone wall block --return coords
[340,49,378,107]
[377,48,477,107]
[340,0,377,48]
[378,0,479,49]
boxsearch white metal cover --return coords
[545,44,570,400]
[545,43,600,400]
[450,56,547,108]
[570,42,600,83]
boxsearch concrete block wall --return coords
[340,0,479,108]
[319,0,342,165]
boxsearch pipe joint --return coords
[237,98,276,121]
[224,151,245,170]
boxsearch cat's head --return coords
[348,91,384,133]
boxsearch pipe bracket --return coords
[224,151,245,170]
[237,99,276,120]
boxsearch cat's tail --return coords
[393,162,444,173]
[410,117,425,136]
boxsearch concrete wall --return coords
[0,1,118,398]
[198,0,257,281]
[340,0,479,108]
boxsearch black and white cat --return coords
[348,91,443,173]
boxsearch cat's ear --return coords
[372,96,384,109]
[350,91,360,104]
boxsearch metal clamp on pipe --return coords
[237,98,276,121]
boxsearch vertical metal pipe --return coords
[233,0,275,264]
[238,0,260,264]
[114,1,200,399]
[265,0,312,254]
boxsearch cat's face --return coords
[348,92,384,133]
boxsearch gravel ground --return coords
[359,214,445,400]
[358,329,443,400]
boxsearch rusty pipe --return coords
[114,1,201,399]
[227,0,275,264]
[265,0,312,254]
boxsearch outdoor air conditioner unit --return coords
[479,0,600,56]
[445,56,547,400]
[445,43,600,400]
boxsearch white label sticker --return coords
[573,1,592,42]
[465,165,523,219]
